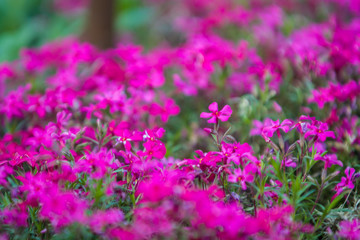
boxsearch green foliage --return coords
[0,0,82,62]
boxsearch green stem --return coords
[311,184,323,214]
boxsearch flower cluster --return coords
[0,0,360,239]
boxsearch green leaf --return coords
[315,190,350,230]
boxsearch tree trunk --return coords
[81,0,115,49]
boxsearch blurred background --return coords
[2,0,358,159]
[0,0,169,62]
[0,0,342,62]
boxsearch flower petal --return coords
[218,115,230,122]
[207,117,217,123]
[208,102,218,112]
[200,112,212,118]
[220,105,232,116]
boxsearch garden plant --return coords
[0,0,360,239]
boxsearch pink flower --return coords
[0,165,13,186]
[333,167,356,201]
[1,203,28,227]
[173,74,197,96]
[0,63,15,80]
[308,81,360,109]
[304,122,335,141]
[115,129,141,151]
[314,153,343,169]
[308,88,333,109]
[336,167,356,190]
[189,150,222,167]
[143,128,166,141]
[139,141,166,160]
[337,219,360,240]
[261,119,293,141]
[273,101,282,113]
[281,157,297,168]
[0,85,30,119]
[137,175,175,202]
[200,102,232,123]
[74,150,117,179]
[39,190,88,229]
[250,118,273,136]
[88,209,123,233]
[228,165,255,190]
[148,98,180,122]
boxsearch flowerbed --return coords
[0,0,360,239]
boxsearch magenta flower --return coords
[139,141,166,160]
[281,157,297,168]
[1,204,28,227]
[333,167,356,201]
[314,153,343,169]
[228,165,254,190]
[304,122,335,141]
[308,88,333,109]
[190,150,222,167]
[261,119,293,141]
[115,129,141,151]
[308,81,360,109]
[143,127,165,141]
[0,63,15,80]
[39,190,88,229]
[220,142,235,161]
[88,209,124,234]
[292,115,317,134]
[200,102,232,123]
[337,167,356,190]
[250,118,273,136]
[0,165,13,186]
[148,98,180,122]
[73,150,117,179]
[337,219,360,240]
[137,174,175,202]
[0,85,30,119]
